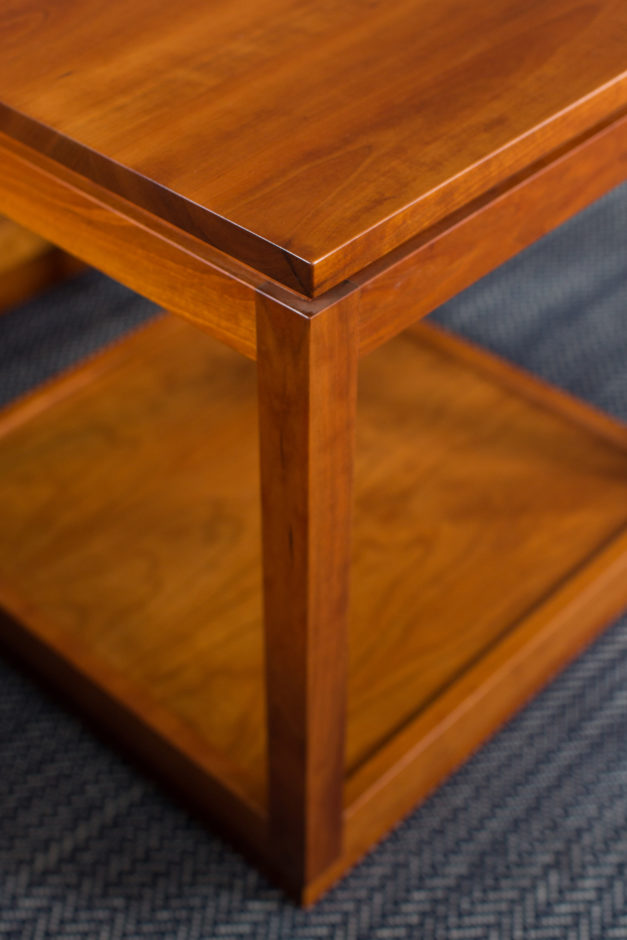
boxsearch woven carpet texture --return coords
[0,183,626,938]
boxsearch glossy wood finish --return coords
[1,1,626,293]
[258,296,358,885]
[1,0,627,906]
[2,112,626,366]
[0,132,262,359]
[1,316,627,901]
[0,317,266,806]
[311,527,627,904]
[356,112,627,355]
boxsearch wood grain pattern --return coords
[257,296,358,884]
[2,109,625,366]
[306,527,627,904]
[355,112,627,355]
[1,0,626,905]
[347,322,627,774]
[0,588,268,856]
[0,132,261,358]
[0,316,267,806]
[0,0,626,293]
[1,314,627,898]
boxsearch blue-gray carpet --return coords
[1,184,627,939]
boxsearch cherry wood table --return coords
[1,0,627,905]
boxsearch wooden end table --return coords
[1,0,627,905]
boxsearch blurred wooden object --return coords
[0,216,83,312]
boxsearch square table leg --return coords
[257,294,358,890]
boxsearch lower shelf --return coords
[1,313,627,902]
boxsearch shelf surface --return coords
[1,315,627,816]
[0,1,626,293]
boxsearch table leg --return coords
[257,294,358,890]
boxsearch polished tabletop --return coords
[0,0,626,295]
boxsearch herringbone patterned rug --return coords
[1,184,626,939]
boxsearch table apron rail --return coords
[1,112,626,361]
